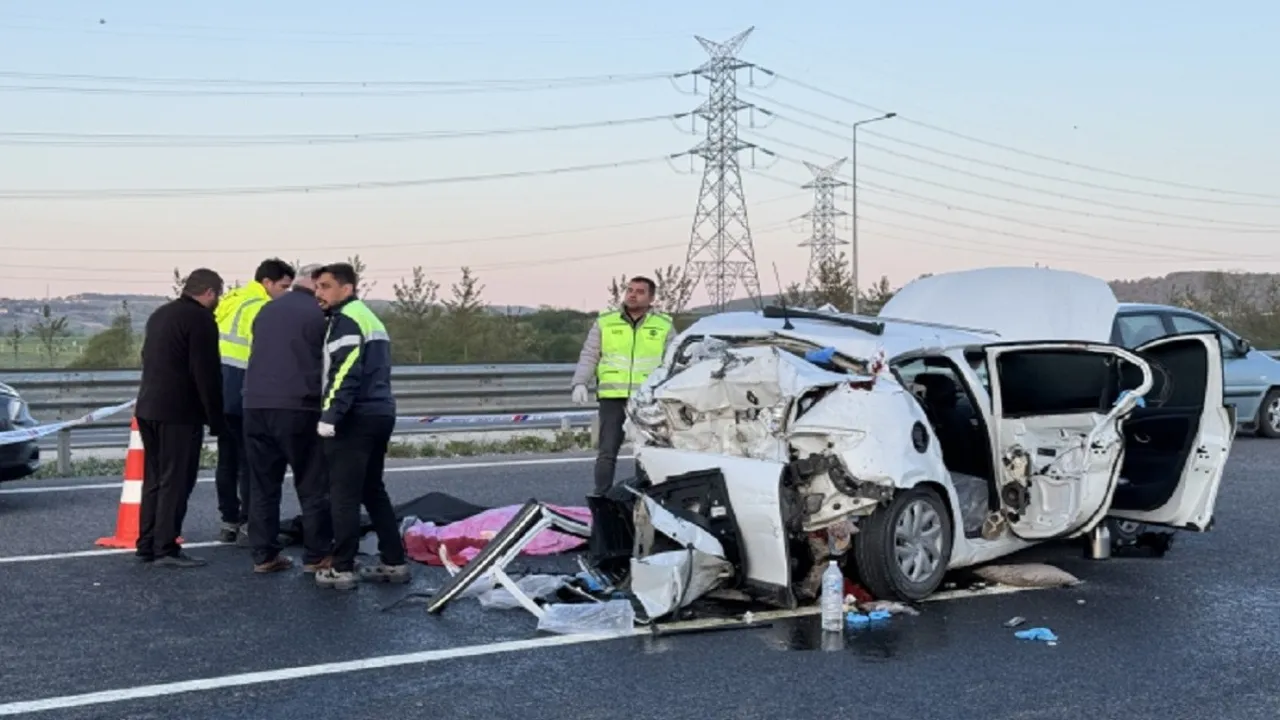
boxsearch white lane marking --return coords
[0,632,634,717]
[0,454,633,496]
[0,541,227,565]
[0,583,1047,717]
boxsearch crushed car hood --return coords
[628,341,870,462]
[879,266,1119,344]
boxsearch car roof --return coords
[1117,301,1204,315]
[679,310,997,360]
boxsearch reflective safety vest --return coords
[215,282,271,369]
[595,310,672,399]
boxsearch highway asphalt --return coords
[1,442,1278,719]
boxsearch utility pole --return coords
[798,158,849,291]
[849,111,896,314]
[674,27,772,312]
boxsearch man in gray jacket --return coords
[241,264,334,574]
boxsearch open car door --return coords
[1107,333,1234,531]
[985,342,1152,541]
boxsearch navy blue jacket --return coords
[243,287,328,412]
[320,296,396,425]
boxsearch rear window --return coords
[995,349,1130,417]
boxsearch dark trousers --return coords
[244,408,333,565]
[215,413,250,525]
[136,419,204,558]
[324,414,404,573]
[593,398,628,494]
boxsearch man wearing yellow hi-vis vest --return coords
[213,259,296,543]
[571,276,674,494]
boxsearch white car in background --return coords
[624,267,1234,603]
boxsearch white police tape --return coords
[398,411,597,427]
[0,399,137,447]
[0,400,596,447]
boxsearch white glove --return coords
[317,421,335,438]
[571,384,589,405]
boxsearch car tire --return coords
[854,485,954,602]
[1257,388,1280,439]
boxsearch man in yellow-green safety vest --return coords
[571,276,674,494]
[212,259,296,544]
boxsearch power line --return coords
[0,115,676,147]
[0,75,669,98]
[753,166,1280,263]
[2,220,810,285]
[0,191,808,254]
[0,156,668,200]
[754,129,1280,233]
[747,91,1280,210]
[0,69,674,89]
[0,17,716,49]
[766,71,1280,201]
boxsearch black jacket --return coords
[136,295,224,432]
[320,296,396,425]
[243,287,327,412]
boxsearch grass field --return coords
[0,336,90,370]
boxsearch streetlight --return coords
[850,111,896,314]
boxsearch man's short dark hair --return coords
[183,268,224,297]
[254,258,295,283]
[629,276,656,295]
[312,262,358,288]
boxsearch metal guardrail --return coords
[0,363,592,473]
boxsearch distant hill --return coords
[0,292,539,336]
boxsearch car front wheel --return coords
[854,486,954,602]
[1258,388,1280,439]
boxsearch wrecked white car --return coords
[618,267,1235,604]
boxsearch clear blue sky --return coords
[1,1,1276,309]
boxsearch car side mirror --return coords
[1234,337,1251,356]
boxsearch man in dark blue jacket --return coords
[309,262,406,591]
[242,265,334,574]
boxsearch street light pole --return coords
[850,111,896,314]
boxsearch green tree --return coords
[70,301,136,369]
[860,275,897,315]
[443,267,488,362]
[172,267,187,297]
[31,304,70,367]
[5,324,22,367]
[1170,271,1280,348]
[386,266,441,364]
[346,254,377,297]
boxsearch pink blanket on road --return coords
[403,504,593,566]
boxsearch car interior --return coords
[1110,338,1208,513]
[891,355,996,538]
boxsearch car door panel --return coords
[984,342,1152,541]
[1109,333,1233,530]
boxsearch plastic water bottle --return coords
[820,560,844,632]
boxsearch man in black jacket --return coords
[242,264,334,574]
[135,269,225,568]
[309,263,407,591]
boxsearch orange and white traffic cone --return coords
[95,417,147,549]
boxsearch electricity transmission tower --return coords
[674,27,772,312]
[798,158,849,290]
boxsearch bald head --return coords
[293,264,322,291]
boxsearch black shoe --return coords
[155,552,207,569]
[134,552,155,563]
